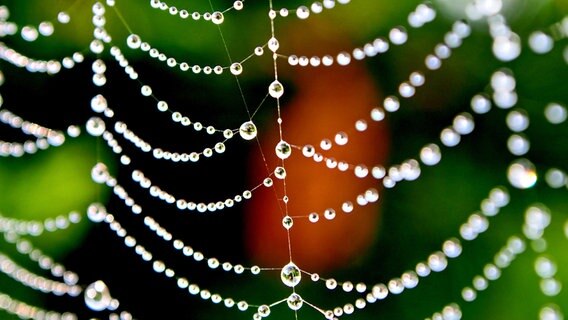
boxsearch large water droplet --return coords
[84,280,112,311]
[275,140,291,159]
[493,33,521,62]
[239,121,257,140]
[211,11,224,24]
[281,262,301,287]
[507,159,537,189]
[287,293,303,311]
[268,80,284,98]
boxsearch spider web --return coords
[0,0,567,319]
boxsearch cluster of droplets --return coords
[425,303,462,320]
[460,235,525,303]
[126,33,252,75]
[113,118,232,163]
[0,253,81,296]
[129,168,269,213]
[0,5,83,73]
[108,45,239,133]
[281,187,511,320]
[0,292,77,320]
[0,211,81,237]
[286,1,437,67]
[0,108,78,157]
[277,0,351,20]
[90,205,254,313]
[148,0,245,24]
[0,42,84,74]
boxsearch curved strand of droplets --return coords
[90,205,257,314]
[147,0,246,23]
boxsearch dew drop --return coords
[287,293,303,311]
[230,62,243,75]
[275,140,291,159]
[87,203,107,222]
[211,11,224,24]
[508,159,537,189]
[280,262,301,287]
[84,281,112,311]
[268,80,284,98]
[266,38,280,54]
[507,134,530,156]
[493,33,521,62]
[258,305,271,317]
[506,110,529,132]
[528,31,553,54]
[453,112,475,135]
[296,6,310,19]
[389,26,408,45]
[127,34,141,49]
[471,94,491,114]
[239,121,257,140]
[544,103,567,124]
[420,143,441,166]
[282,216,294,230]
[91,94,107,113]
[86,117,106,136]
[274,166,287,179]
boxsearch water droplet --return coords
[211,11,224,24]
[263,178,273,187]
[258,305,271,317]
[506,110,529,132]
[91,94,107,113]
[541,278,562,296]
[545,168,566,188]
[529,31,553,54]
[420,143,441,166]
[239,121,257,140]
[544,103,567,124]
[535,256,557,278]
[507,159,537,189]
[229,62,243,75]
[384,96,400,112]
[336,52,351,66]
[296,6,310,19]
[86,117,105,136]
[287,293,303,310]
[87,203,107,222]
[388,278,404,294]
[428,252,448,272]
[507,134,530,156]
[281,262,301,287]
[539,304,564,320]
[440,127,461,147]
[442,238,462,258]
[453,112,475,135]
[84,281,112,311]
[334,132,348,145]
[493,33,521,62]
[21,26,38,42]
[471,94,491,114]
[275,140,291,159]
[401,271,419,288]
[389,26,408,45]
[282,216,293,229]
[268,80,284,98]
[127,34,141,49]
[267,37,279,52]
[91,163,109,183]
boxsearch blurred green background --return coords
[0,0,567,319]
